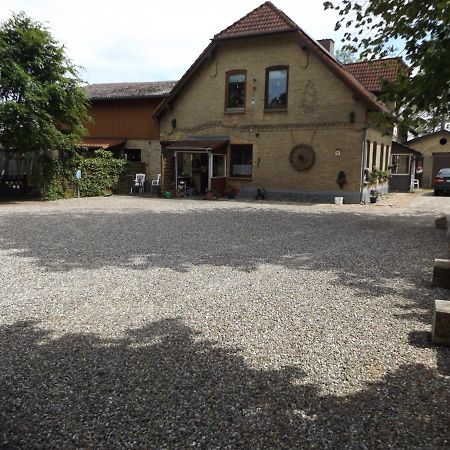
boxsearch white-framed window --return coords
[212,154,226,177]
[391,154,411,175]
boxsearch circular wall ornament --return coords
[289,144,315,171]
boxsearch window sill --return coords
[225,108,245,114]
[264,107,287,113]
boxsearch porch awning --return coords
[392,141,422,156]
[167,139,229,151]
[82,138,126,149]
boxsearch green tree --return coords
[335,47,358,64]
[324,0,450,129]
[0,13,89,172]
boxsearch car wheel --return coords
[434,190,440,196]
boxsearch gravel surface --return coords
[0,194,449,448]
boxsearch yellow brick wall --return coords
[408,131,450,187]
[125,139,161,180]
[161,33,392,199]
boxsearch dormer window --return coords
[265,66,288,110]
[225,70,246,111]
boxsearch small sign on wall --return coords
[335,149,341,156]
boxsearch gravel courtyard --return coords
[1,194,449,448]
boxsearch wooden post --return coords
[432,259,450,289]
[432,300,450,346]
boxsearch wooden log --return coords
[432,259,450,289]
[432,300,450,346]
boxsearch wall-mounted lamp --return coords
[171,118,177,129]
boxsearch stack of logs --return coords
[432,215,450,345]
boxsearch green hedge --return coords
[41,149,127,201]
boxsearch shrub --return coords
[41,149,126,201]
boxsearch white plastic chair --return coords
[131,173,146,194]
[177,179,186,197]
[413,179,420,189]
[151,173,161,193]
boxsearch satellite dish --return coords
[289,144,315,171]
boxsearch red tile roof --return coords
[214,1,298,39]
[344,58,407,93]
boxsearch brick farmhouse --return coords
[153,2,396,203]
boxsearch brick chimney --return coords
[317,39,335,56]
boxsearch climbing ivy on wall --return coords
[41,149,127,201]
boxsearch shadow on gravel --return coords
[408,330,450,376]
[0,207,446,324]
[0,319,449,448]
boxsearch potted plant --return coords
[224,185,240,199]
[369,189,380,203]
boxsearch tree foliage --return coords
[335,47,358,64]
[324,0,450,129]
[0,12,89,154]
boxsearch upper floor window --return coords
[225,71,246,111]
[265,66,289,110]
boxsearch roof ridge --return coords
[88,80,177,86]
[264,1,299,29]
[344,57,404,66]
[214,1,298,39]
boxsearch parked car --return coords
[432,168,450,195]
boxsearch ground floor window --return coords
[372,142,378,170]
[212,154,226,177]
[391,154,411,174]
[365,140,371,168]
[230,145,253,178]
[124,148,141,162]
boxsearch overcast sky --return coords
[1,0,345,84]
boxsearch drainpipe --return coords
[174,151,178,190]
[207,151,212,191]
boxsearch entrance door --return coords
[190,153,209,194]
[210,153,227,194]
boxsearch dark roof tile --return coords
[85,81,177,100]
[344,58,407,93]
[214,1,298,39]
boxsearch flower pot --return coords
[369,197,377,204]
